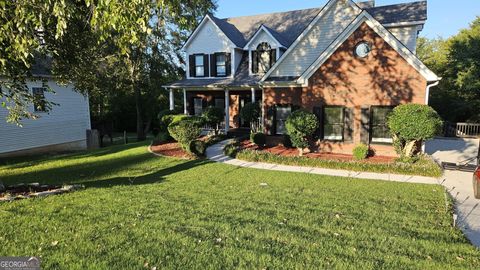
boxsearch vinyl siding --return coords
[387,26,420,53]
[185,19,236,78]
[0,80,91,154]
[270,0,360,77]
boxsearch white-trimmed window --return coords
[371,106,394,143]
[195,55,205,77]
[32,87,46,112]
[323,106,344,141]
[216,54,226,76]
[275,105,291,135]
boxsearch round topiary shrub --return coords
[353,143,369,160]
[189,140,207,157]
[285,110,319,156]
[250,132,266,147]
[387,104,443,157]
[202,106,224,135]
[168,118,202,150]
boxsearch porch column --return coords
[169,88,174,111]
[251,87,255,103]
[225,89,230,133]
[183,88,188,115]
[261,87,265,133]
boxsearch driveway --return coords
[442,170,480,247]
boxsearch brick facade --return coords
[263,23,428,156]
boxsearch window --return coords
[323,107,344,141]
[195,55,205,77]
[216,54,226,76]
[193,98,203,116]
[214,98,225,110]
[32,87,46,112]
[371,106,394,143]
[252,42,275,74]
[355,42,371,58]
[275,105,291,135]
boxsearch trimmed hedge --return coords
[168,119,202,150]
[234,149,442,177]
[250,132,266,147]
[189,140,206,157]
[285,110,319,155]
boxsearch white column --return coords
[169,88,174,111]
[251,87,255,103]
[261,87,265,133]
[225,89,230,133]
[183,88,188,115]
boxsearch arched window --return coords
[252,42,276,74]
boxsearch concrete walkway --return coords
[205,139,480,248]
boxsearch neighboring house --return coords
[0,63,91,157]
[164,0,439,156]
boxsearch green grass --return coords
[0,143,479,269]
[233,148,443,177]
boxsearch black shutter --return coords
[210,54,217,77]
[189,55,195,77]
[343,107,354,142]
[269,49,277,67]
[266,105,276,135]
[313,106,324,140]
[225,52,231,76]
[360,106,371,144]
[203,54,209,77]
[252,51,258,74]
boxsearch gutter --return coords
[425,79,441,105]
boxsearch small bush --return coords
[388,104,443,157]
[240,102,261,123]
[250,132,266,147]
[189,140,206,157]
[285,110,319,156]
[353,144,369,160]
[282,135,293,148]
[224,141,241,157]
[158,110,178,131]
[168,119,202,150]
[202,107,224,134]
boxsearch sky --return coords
[215,0,480,38]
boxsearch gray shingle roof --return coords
[214,1,427,48]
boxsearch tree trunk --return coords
[298,147,304,156]
[403,140,418,157]
[135,85,146,141]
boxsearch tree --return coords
[387,104,443,158]
[202,107,224,135]
[418,17,480,122]
[285,110,319,156]
[0,0,216,140]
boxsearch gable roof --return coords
[242,25,288,49]
[295,10,438,85]
[182,15,238,50]
[206,1,427,49]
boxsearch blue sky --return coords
[215,0,480,38]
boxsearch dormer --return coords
[183,15,238,79]
[243,25,287,76]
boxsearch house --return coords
[164,0,439,156]
[0,61,91,157]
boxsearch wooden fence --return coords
[444,122,480,138]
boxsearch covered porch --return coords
[165,86,263,134]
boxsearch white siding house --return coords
[0,79,91,157]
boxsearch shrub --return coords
[282,135,293,148]
[158,110,177,131]
[285,110,319,156]
[168,119,202,150]
[202,107,224,135]
[250,132,266,147]
[224,141,241,157]
[189,140,206,157]
[240,102,261,123]
[388,104,443,157]
[353,144,369,160]
[155,132,171,143]
[162,114,189,129]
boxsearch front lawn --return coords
[0,143,479,269]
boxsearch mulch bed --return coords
[1,183,84,202]
[150,141,191,159]
[239,140,395,164]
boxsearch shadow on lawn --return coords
[81,159,209,188]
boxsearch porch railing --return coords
[443,122,480,138]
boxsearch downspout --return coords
[422,79,441,153]
[425,80,440,105]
